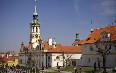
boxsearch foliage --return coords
[0,57,7,65]
[95,39,112,73]
[64,54,72,66]
[94,62,96,71]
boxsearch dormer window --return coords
[101,31,110,41]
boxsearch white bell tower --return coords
[30,0,40,50]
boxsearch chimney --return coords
[48,38,52,46]
[90,29,93,33]
[6,54,9,58]
[108,33,111,39]
[97,28,100,29]
[52,38,56,48]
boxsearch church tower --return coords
[30,0,40,50]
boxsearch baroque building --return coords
[19,0,44,69]
[19,0,82,69]
[81,26,116,68]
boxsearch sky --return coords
[0,0,116,52]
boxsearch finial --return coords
[75,33,80,42]
[33,0,38,15]
[21,42,24,46]
[76,33,79,38]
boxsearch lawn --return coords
[62,66,94,72]
[44,72,60,73]
[39,66,98,73]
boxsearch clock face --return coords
[35,34,38,38]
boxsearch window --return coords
[36,27,38,32]
[105,35,107,38]
[102,32,111,40]
[56,56,60,59]
[33,27,34,32]
[88,58,90,63]
[48,56,50,62]
[90,46,93,51]
[72,60,76,66]
[20,59,22,64]
[115,45,116,50]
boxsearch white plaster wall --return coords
[43,54,46,67]
[82,43,116,68]
[51,53,63,67]
[65,53,82,59]
[19,54,28,66]
[106,54,116,67]
[33,42,38,48]
[82,44,97,54]
[51,53,82,67]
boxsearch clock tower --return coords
[30,0,40,50]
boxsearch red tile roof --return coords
[82,25,116,44]
[73,40,84,45]
[23,45,29,49]
[43,41,52,50]
[0,55,17,61]
[4,56,15,61]
[43,41,82,53]
[47,46,82,53]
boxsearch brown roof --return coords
[43,41,82,53]
[22,45,29,51]
[0,55,16,61]
[43,41,52,50]
[73,40,84,45]
[4,57,15,61]
[47,46,82,53]
[23,45,29,49]
[82,25,116,44]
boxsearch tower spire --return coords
[33,0,38,15]
[32,0,39,23]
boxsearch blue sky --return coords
[0,0,116,52]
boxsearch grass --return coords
[44,72,60,73]
[62,66,94,72]
[40,66,101,73]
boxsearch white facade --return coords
[81,28,116,68]
[19,0,44,69]
[44,52,82,68]
[19,0,83,69]
[82,43,116,67]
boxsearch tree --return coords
[97,58,100,70]
[94,62,96,71]
[64,53,72,67]
[0,57,7,66]
[95,39,112,73]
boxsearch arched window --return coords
[48,56,50,62]
[90,46,93,51]
[56,56,60,59]
[36,27,38,32]
[33,27,34,32]
[20,59,22,64]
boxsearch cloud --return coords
[73,0,80,16]
[101,0,116,16]
[92,0,116,16]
